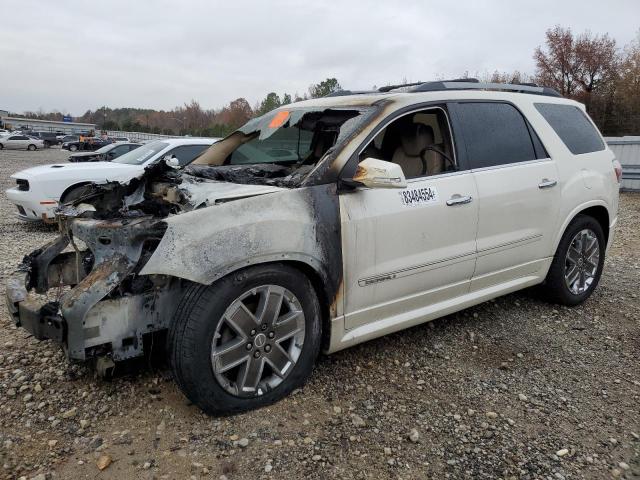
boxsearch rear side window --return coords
[535,103,604,155]
[455,102,537,169]
[168,144,210,166]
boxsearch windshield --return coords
[113,141,169,165]
[190,107,372,176]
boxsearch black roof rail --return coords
[378,78,479,93]
[324,89,377,97]
[410,80,561,97]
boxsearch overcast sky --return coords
[1,0,638,116]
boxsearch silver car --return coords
[0,134,44,150]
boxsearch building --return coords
[0,112,96,135]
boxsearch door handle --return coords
[538,179,557,189]
[446,195,473,206]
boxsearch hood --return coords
[11,162,142,183]
[178,177,285,208]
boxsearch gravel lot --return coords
[0,148,638,480]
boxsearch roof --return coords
[151,137,220,146]
[288,88,580,111]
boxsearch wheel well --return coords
[60,182,91,202]
[577,206,610,243]
[279,261,333,351]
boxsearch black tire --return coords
[61,184,92,203]
[0,144,3,150]
[69,144,78,152]
[27,144,36,151]
[540,214,605,306]
[169,263,322,415]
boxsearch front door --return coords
[340,106,478,330]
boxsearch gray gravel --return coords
[0,148,638,480]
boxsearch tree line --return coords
[12,27,640,137]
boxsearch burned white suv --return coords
[7,80,620,414]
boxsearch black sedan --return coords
[68,142,141,162]
[62,137,112,152]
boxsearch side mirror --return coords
[352,158,407,189]
[164,155,180,168]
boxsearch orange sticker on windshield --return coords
[269,111,290,128]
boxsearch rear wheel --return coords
[540,215,605,306]
[27,144,36,151]
[169,264,322,415]
[69,144,78,151]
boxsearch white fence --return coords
[606,137,640,191]
[104,130,184,142]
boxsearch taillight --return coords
[612,159,622,183]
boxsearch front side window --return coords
[535,103,604,155]
[357,107,456,179]
[167,144,210,166]
[455,102,538,169]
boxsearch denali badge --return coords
[399,186,438,206]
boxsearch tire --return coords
[61,184,92,203]
[540,214,605,306]
[0,144,3,150]
[169,263,322,415]
[69,144,78,152]
[27,144,36,151]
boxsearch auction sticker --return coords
[399,186,439,206]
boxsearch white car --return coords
[0,129,11,136]
[7,80,620,414]
[6,137,218,221]
[0,134,44,151]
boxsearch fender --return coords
[140,183,343,315]
[551,199,613,253]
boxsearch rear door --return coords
[450,101,560,290]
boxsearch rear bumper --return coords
[5,187,57,221]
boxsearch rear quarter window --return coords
[534,103,604,155]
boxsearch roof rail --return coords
[378,78,478,93]
[410,80,561,97]
[324,89,377,97]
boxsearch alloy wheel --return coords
[564,228,600,295]
[211,285,306,397]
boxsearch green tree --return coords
[308,78,342,98]
[257,92,282,116]
[282,93,292,105]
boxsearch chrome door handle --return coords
[446,195,473,206]
[538,179,557,189]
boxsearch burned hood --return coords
[176,177,285,208]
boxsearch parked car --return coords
[5,80,620,415]
[6,137,218,221]
[61,137,112,152]
[68,142,141,162]
[27,131,60,147]
[0,129,10,136]
[0,134,44,150]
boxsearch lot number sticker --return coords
[399,186,438,207]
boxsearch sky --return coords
[1,0,638,116]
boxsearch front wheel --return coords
[69,144,78,151]
[27,144,36,151]
[169,264,322,415]
[540,215,605,306]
